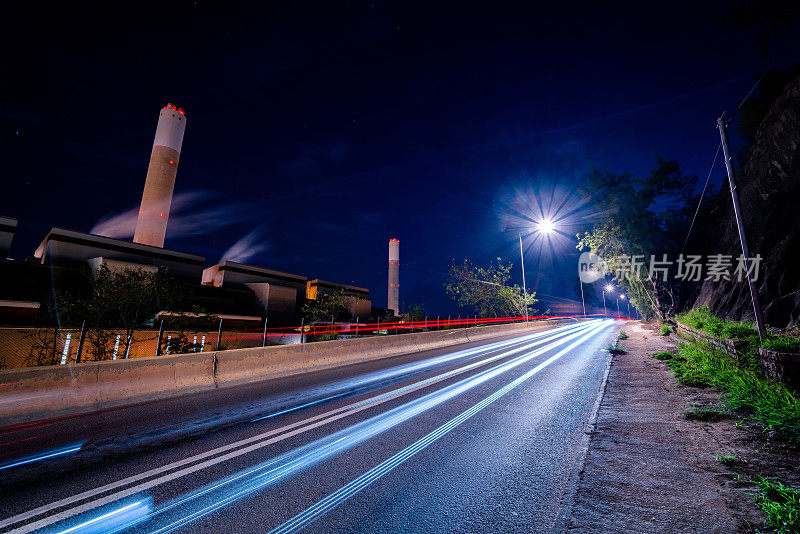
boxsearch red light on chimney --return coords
[139,210,143,214]
[168,159,175,165]
[177,108,185,115]
[159,213,164,217]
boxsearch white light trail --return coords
[269,322,609,533]
[131,321,611,533]
[5,321,601,533]
[0,443,84,472]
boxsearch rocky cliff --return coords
[694,75,800,328]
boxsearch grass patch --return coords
[665,354,710,387]
[685,404,729,421]
[715,454,738,466]
[755,477,800,534]
[652,350,674,360]
[617,331,629,340]
[607,341,627,355]
[763,336,800,354]
[659,324,671,336]
[668,343,800,443]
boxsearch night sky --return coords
[2,1,798,314]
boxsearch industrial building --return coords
[0,216,16,259]
[0,103,376,328]
[306,279,372,319]
[202,261,308,323]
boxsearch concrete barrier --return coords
[0,319,577,424]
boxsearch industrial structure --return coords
[306,279,372,318]
[388,238,399,315]
[0,102,378,331]
[133,103,187,248]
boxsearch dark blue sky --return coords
[2,1,798,314]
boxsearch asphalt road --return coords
[0,319,617,533]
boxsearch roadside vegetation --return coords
[755,477,800,534]
[607,341,626,355]
[660,324,671,336]
[679,306,800,353]
[656,341,800,444]
[617,331,628,340]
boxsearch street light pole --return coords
[717,114,766,340]
[602,290,607,316]
[519,232,528,321]
[578,280,586,316]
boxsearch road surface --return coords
[0,319,617,533]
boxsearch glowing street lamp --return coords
[602,284,613,316]
[617,294,624,317]
[538,218,555,235]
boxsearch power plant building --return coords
[306,279,371,319]
[388,238,399,314]
[201,261,307,323]
[134,103,187,248]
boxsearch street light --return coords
[526,218,587,317]
[617,294,624,317]
[602,284,613,316]
[518,232,528,322]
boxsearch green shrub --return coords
[660,324,671,336]
[755,477,800,534]
[618,331,629,340]
[722,322,757,339]
[607,341,626,354]
[762,336,800,354]
[714,454,737,466]
[672,343,800,443]
[652,351,673,360]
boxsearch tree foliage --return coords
[302,289,351,322]
[576,157,697,320]
[58,265,185,360]
[445,258,537,318]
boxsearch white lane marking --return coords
[268,323,611,533]
[4,321,599,533]
[142,321,613,534]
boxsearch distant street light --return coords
[602,284,613,316]
[616,295,623,317]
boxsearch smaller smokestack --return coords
[388,238,399,315]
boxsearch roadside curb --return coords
[551,336,614,533]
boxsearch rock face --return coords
[694,76,800,328]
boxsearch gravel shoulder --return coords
[564,321,795,533]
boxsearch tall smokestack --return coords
[133,103,187,248]
[388,238,399,315]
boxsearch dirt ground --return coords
[565,321,800,533]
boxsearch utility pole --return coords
[578,280,586,316]
[602,290,607,316]
[717,113,766,339]
[519,232,528,321]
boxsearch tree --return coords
[576,157,697,320]
[58,265,185,360]
[302,289,351,323]
[445,258,537,318]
